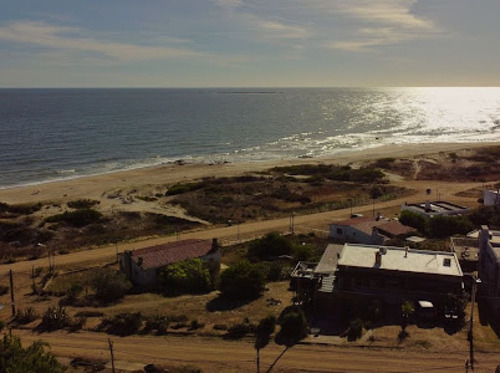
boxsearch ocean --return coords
[1,87,499,190]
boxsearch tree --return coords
[400,300,414,339]
[0,335,66,373]
[276,309,308,346]
[159,258,212,295]
[399,210,427,233]
[255,315,276,373]
[91,268,132,303]
[218,261,265,300]
[426,215,475,238]
[248,232,294,260]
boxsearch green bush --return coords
[248,232,294,260]
[159,258,213,296]
[427,215,475,238]
[399,210,427,233]
[218,261,265,300]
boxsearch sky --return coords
[1,0,499,88]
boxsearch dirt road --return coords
[13,329,499,372]
[0,178,482,275]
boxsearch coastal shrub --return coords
[144,315,169,335]
[166,182,204,196]
[189,319,204,330]
[74,310,104,318]
[100,312,142,336]
[45,208,102,227]
[159,258,213,296]
[7,202,43,215]
[373,158,395,169]
[248,232,294,260]
[136,195,158,202]
[15,307,40,324]
[90,268,132,303]
[226,320,256,339]
[272,164,333,176]
[218,260,265,300]
[67,199,100,209]
[40,306,71,331]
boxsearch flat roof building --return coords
[317,243,464,305]
[402,200,470,218]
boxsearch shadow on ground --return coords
[206,294,254,312]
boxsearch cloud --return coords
[212,0,243,10]
[252,17,310,40]
[0,21,204,61]
[312,0,443,52]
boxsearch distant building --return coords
[478,226,500,314]
[483,190,500,206]
[119,238,221,289]
[402,200,470,218]
[329,216,417,245]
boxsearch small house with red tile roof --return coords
[329,216,417,245]
[119,238,221,289]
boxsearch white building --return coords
[483,190,500,207]
[478,226,500,314]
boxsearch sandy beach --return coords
[0,142,495,206]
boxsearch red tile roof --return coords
[377,220,417,237]
[331,217,416,236]
[129,239,215,270]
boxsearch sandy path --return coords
[12,329,499,372]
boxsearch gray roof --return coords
[338,243,463,277]
[315,244,343,275]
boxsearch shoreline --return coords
[0,141,496,205]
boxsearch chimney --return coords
[375,251,382,266]
[404,246,409,258]
[425,200,431,212]
[479,225,490,252]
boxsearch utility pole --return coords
[108,338,116,373]
[9,269,15,317]
[469,277,481,370]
